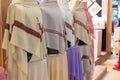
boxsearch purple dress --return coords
[66,46,83,80]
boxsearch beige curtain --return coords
[0,0,10,67]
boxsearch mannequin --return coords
[70,0,94,80]
[2,0,48,80]
[40,0,68,80]
[58,0,75,48]
[70,0,91,45]
[40,0,66,54]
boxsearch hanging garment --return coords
[58,0,75,48]
[47,53,68,80]
[66,46,83,80]
[80,45,94,80]
[40,0,66,54]
[70,0,92,45]
[82,2,94,39]
[28,59,48,80]
[81,2,94,68]
[2,0,47,80]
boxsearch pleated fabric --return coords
[47,53,68,80]
[66,46,83,80]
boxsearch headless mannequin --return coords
[58,0,75,48]
[41,0,66,54]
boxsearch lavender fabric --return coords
[37,0,41,4]
[66,46,83,80]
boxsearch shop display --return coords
[1,0,97,80]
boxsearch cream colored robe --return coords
[70,0,92,45]
[2,0,48,80]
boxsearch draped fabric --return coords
[58,0,75,47]
[70,0,92,45]
[2,1,47,80]
[81,2,94,66]
[28,59,48,80]
[82,2,94,39]
[69,1,94,80]
[80,45,94,80]
[47,53,68,80]
[40,0,66,54]
[66,46,83,80]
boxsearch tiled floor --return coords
[101,55,120,80]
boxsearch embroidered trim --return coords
[65,21,74,34]
[44,28,65,38]
[13,20,42,39]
